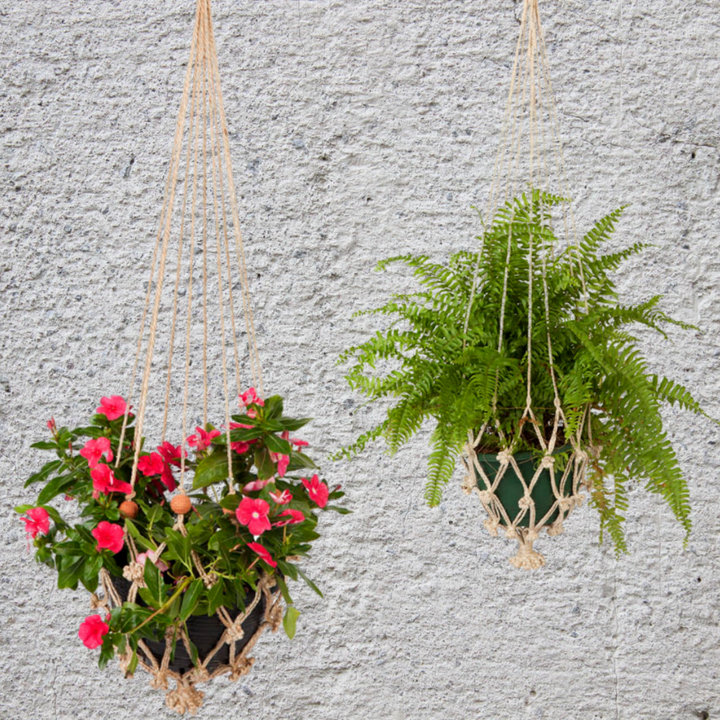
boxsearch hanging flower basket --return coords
[19,392,345,714]
[18,0,349,713]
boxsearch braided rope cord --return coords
[92,0,281,711]
[460,0,598,569]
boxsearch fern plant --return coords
[338,189,712,551]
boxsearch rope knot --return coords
[477,489,493,505]
[89,593,103,610]
[460,474,475,495]
[203,572,218,589]
[496,450,512,466]
[504,527,518,540]
[123,561,146,588]
[165,682,204,716]
[547,519,564,537]
[574,449,589,463]
[149,671,169,691]
[483,517,500,537]
[225,625,245,643]
[559,496,574,512]
[540,455,555,470]
[518,494,533,510]
[229,656,255,682]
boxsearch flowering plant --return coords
[17,390,346,670]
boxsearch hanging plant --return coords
[16,0,349,714]
[338,190,714,565]
[18,390,345,712]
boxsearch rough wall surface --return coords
[1,1,719,718]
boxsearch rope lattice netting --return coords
[459,0,598,570]
[90,0,283,712]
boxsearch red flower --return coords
[160,463,177,492]
[80,437,114,469]
[92,521,124,553]
[270,452,289,478]
[231,441,251,455]
[78,614,109,649]
[229,421,254,430]
[47,418,57,432]
[269,489,292,505]
[236,497,271,536]
[21,507,50,539]
[247,541,277,568]
[157,441,184,467]
[137,452,165,476]
[240,388,264,407]
[90,464,132,498]
[302,474,329,508]
[96,395,127,421]
[187,426,221,452]
[274,508,305,527]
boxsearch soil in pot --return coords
[110,555,268,674]
[474,445,571,528]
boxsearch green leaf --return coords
[287,451,318,471]
[30,441,59,450]
[24,460,62,488]
[143,558,164,607]
[277,417,311,432]
[296,567,323,598]
[274,574,293,605]
[57,555,85,590]
[179,579,204,621]
[283,606,301,639]
[263,433,292,455]
[326,505,352,515]
[264,395,284,419]
[207,579,224,615]
[36,474,76,506]
[193,452,230,489]
[254,446,276,480]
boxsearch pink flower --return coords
[78,614,110,649]
[240,388,264,407]
[157,441,184,467]
[187,426,221,452]
[80,437,114,468]
[137,452,165,476]
[247,541,277,568]
[281,431,309,448]
[92,521,124,554]
[47,418,57,432]
[274,508,305,527]
[229,421,254,430]
[302,474,329,508]
[20,507,50,539]
[270,453,289,478]
[269,489,292,505]
[243,478,271,493]
[247,408,257,419]
[90,464,133,498]
[236,497,272,536]
[231,441,251,455]
[96,395,127,421]
[136,551,169,573]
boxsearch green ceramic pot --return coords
[473,445,571,528]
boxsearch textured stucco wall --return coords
[1,1,720,718]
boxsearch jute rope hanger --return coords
[460,0,597,569]
[90,1,283,712]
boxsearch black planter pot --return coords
[110,564,267,675]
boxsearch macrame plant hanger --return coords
[460,0,598,570]
[88,0,283,713]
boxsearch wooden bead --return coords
[170,494,192,515]
[119,500,139,519]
